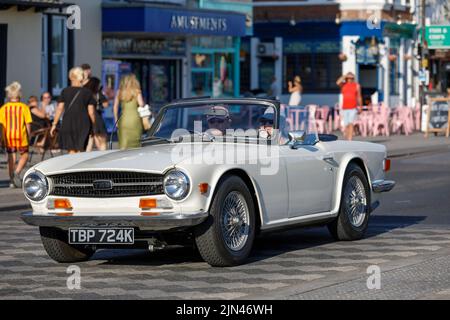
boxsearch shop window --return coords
[51,16,68,96]
[192,36,238,98]
[41,15,48,94]
[192,53,212,69]
[214,53,234,97]
[192,71,213,97]
[389,46,399,95]
[239,39,251,94]
[283,52,340,93]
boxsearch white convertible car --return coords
[21,98,395,267]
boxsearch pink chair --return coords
[319,105,331,134]
[353,109,370,137]
[334,103,343,132]
[312,105,329,134]
[392,106,414,136]
[414,102,421,131]
[288,106,305,131]
[372,103,391,137]
[307,104,322,133]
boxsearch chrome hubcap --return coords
[221,191,250,251]
[344,176,367,228]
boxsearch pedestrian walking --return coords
[84,77,109,151]
[268,76,280,100]
[81,63,92,86]
[113,74,145,150]
[50,67,97,154]
[288,76,302,106]
[0,81,33,188]
[336,72,362,141]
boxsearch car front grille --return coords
[49,171,164,198]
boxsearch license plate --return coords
[68,228,134,245]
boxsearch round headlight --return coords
[23,171,49,202]
[163,170,190,200]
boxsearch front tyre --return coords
[195,176,256,267]
[328,163,370,241]
[40,227,95,263]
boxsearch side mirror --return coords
[288,130,306,149]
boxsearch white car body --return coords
[23,139,387,229]
[21,98,395,266]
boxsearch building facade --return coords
[422,0,450,93]
[252,0,417,108]
[0,0,102,102]
[101,0,250,105]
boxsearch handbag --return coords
[137,104,152,130]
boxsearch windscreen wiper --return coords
[141,136,174,145]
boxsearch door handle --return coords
[322,156,334,162]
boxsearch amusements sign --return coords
[425,97,450,138]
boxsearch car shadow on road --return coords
[94,215,426,267]
[0,179,12,189]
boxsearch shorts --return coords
[342,109,358,126]
[6,146,29,154]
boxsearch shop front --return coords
[191,36,240,97]
[102,4,246,104]
[340,21,415,107]
[252,21,341,106]
[102,37,186,104]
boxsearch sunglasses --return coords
[261,120,274,126]
[208,118,225,124]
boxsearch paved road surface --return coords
[0,151,449,300]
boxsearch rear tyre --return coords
[40,227,95,263]
[328,163,370,241]
[194,175,256,267]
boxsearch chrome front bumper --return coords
[372,180,396,193]
[21,212,209,231]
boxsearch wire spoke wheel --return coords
[221,191,250,252]
[344,176,367,228]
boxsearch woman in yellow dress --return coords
[113,74,145,149]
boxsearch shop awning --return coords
[102,5,247,37]
[340,21,384,40]
[0,0,70,11]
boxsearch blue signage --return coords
[102,6,246,37]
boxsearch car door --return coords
[280,142,335,217]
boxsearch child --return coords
[0,82,32,188]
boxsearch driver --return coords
[205,106,231,136]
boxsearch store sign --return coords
[425,26,450,49]
[102,38,186,56]
[425,97,450,137]
[170,15,227,33]
[103,7,246,37]
[284,41,339,54]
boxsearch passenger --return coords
[258,113,274,139]
[258,111,289,144]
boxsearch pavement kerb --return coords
[388,145,450,158]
